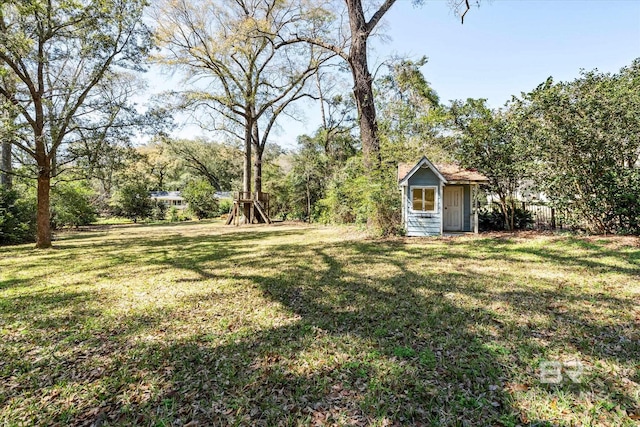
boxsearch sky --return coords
[148,0,640,149]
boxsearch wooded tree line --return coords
[1,0,639,247]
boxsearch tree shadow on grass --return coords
[461,236,640,276]
[1,226,310,285]
[0,277,32,291]
[133,238,638,425]
[126,235,640,424]
[1,230,638,425]
[114,238,639,424]
[99,272,513,425]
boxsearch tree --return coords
[289,0,475,233]
[165,138,242,192]
[0,130,12,189]
[525,60,640,233]
[84,144,142,212]
[376,56,450,164]
[152,0,334,207]
[70,71,151,192]
[112,182,153,223]
[137,141,181,191]
[449,98,532,230]
[50,182,97,229]
[0,74,17,189]
[313,69,358,158]
[0,0,151,248]
[182,179,219,220]
[294,1,474,170]
[291,135,330,221]
[0,125,13,189]
[0,186,36,245]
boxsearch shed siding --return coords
[405,167,442,236]
[408,167,441,187]
[463,185,471,232]
[406,217,441,236]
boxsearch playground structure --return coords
[225,191,271,225]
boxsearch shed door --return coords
[443,186,463,231]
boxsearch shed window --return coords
[411,187,437,212]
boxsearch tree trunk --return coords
[158,170,165,191]
[36,161,52,249]
[350,55,381,170]
[0,140,11,189]
[253,144,263,196]
[499,199,511,231]
[316,72,328,133]
[243,123,252,195]
[347,0,382,171]
[1,77,16,190]
[306,178,311,223]
[242,118,252,223]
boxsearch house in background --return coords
[149,191,188,209]
[398,156,489,236]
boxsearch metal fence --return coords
[482,202,560,230]
[522,203,558,230]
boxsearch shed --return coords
[398,156,489,236]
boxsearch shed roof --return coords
[433,163,489,183]
[398,158,489,184]
[397,163,416,184]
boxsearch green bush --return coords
[318,157,368,224]
[216,198,232,217]
[182,179,218,220]
[168,206,180,222]
[151,200,168,221]
[111,183,153,223]
[595,168,640,234]
[479,205,533,231]
[367,168,403,236]
[0,188,36,245]
[525,61,640,235]
[50,182,97,229]
[318,157,402,236]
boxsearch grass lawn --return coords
[1,222,639,426]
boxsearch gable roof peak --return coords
[398,155,447,185]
